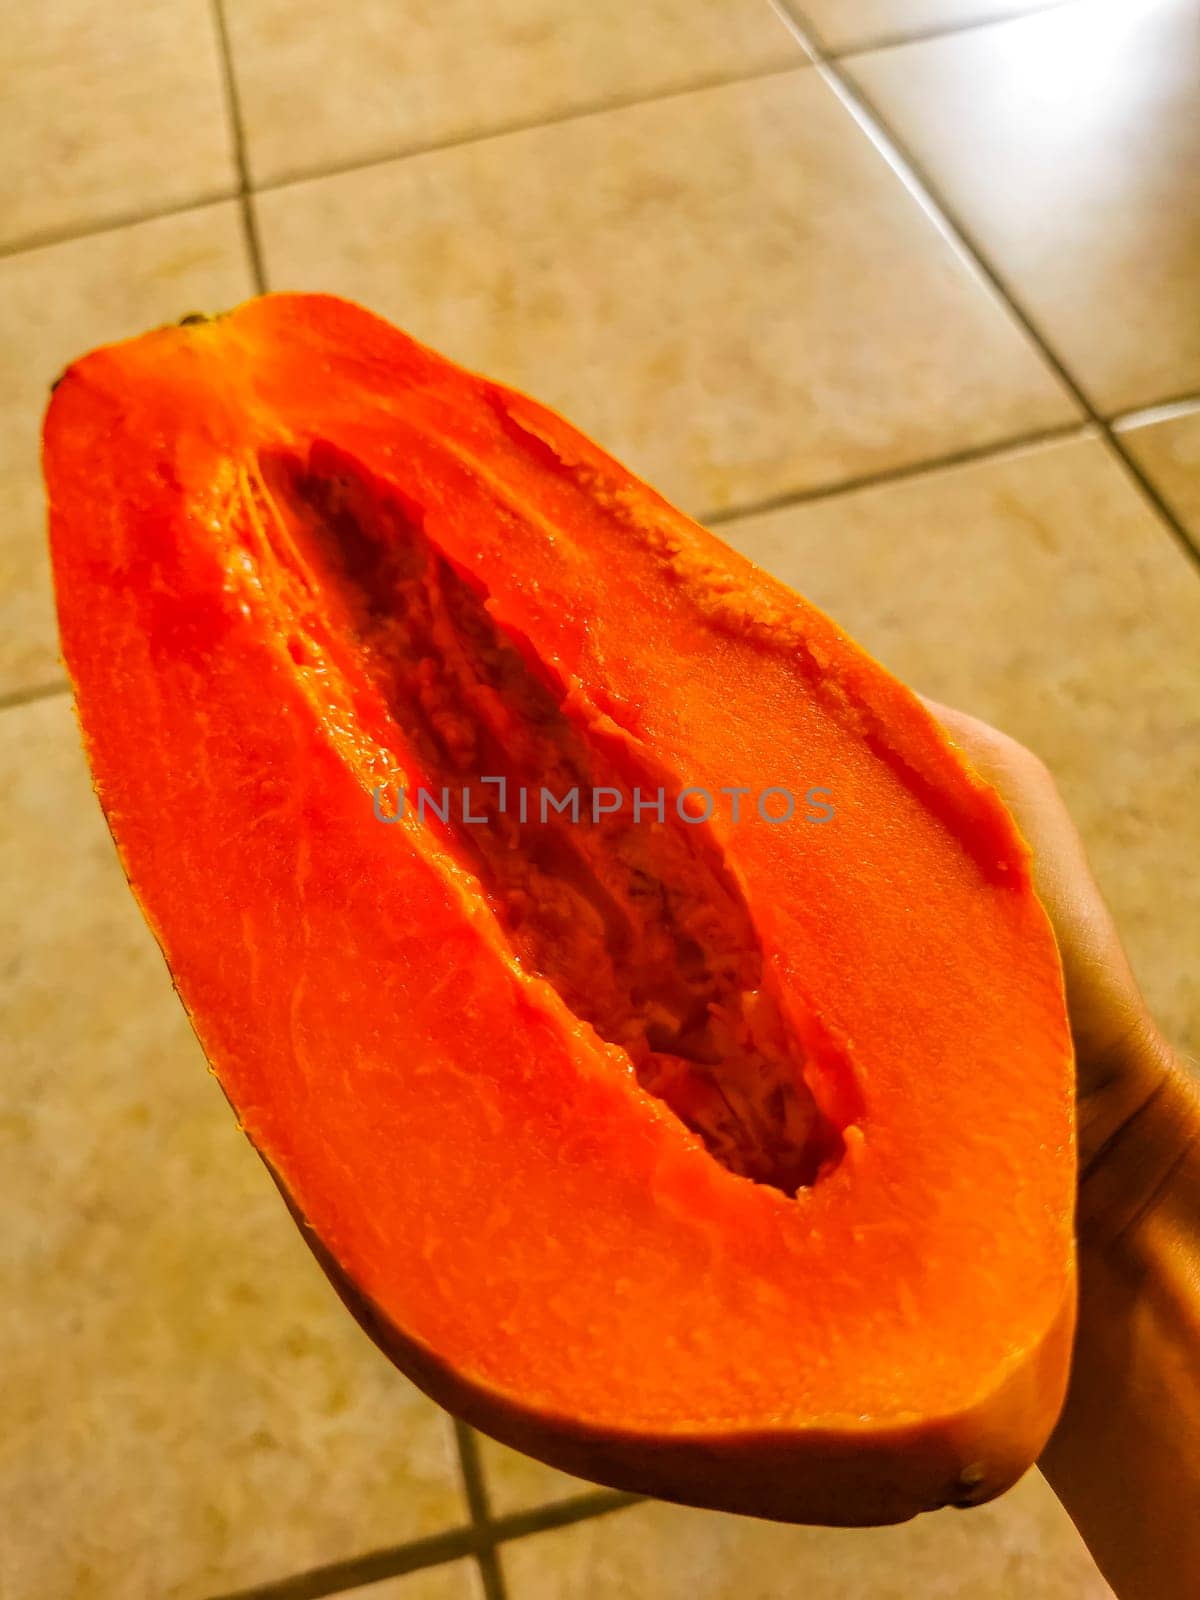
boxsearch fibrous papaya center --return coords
[247,443,842,1195]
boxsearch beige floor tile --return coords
[803,0,1061,52]
[338,1560,483,1599]
[1116,399,1200,544]
[0,203,253,702]
[257,73,1076,519]
[0,0,236,250]
[477,1436,596,1516]
[0,696,468,1600]
[849,0,1200,414]
[499,1470,1114,1599]
[227,0,803,187]
[718,431,1200,1061]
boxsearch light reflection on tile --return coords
[1116,400,1200,545]
[850,0,1200,412]
[802,0,1064,53]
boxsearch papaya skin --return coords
[275,1155,1075,1525]
[42,293,1076,1526]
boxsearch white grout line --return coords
[1112,395,1200,433]
[770,0,1200,573]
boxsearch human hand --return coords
[922,699,1200,1600]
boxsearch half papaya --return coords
[42,293,1075,1525]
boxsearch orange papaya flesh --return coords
[43,293,1075,1525]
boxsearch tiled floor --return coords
[253,71,1077,518]
[2,1,1197,1597]
[224,0,802,185]
[847,0,1200,413]
[1,0,236,252]
[1116,398,1200,540]
[799,1,1067,54]
[499,1471,1113,1600]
